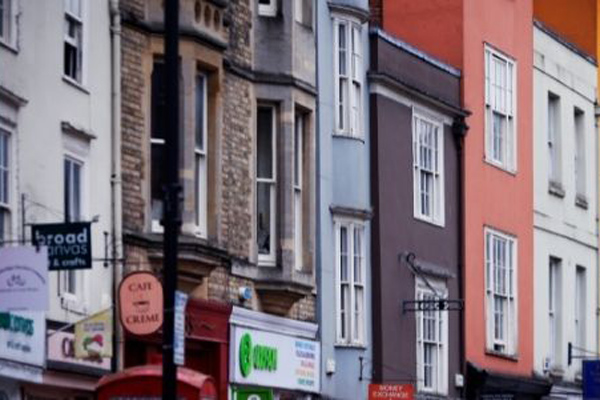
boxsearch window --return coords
[574,108,586,201]
[548,257,561,366]
[194,74,207,237]
[335,219,365,345]
[485,228,517,355]
[0,129,9,243]
[150,61,166,231]
[416,282,448,395]
[0,0,16,47]
[295,0,313,27]
[257,106,277,265]
[485,45,516,171]
[64,0,83,83]
[294,113,303,271]
[412,113,444,226]
[575,266,586,354]
[63,157,82,296]
[335,19,362,137]
[547,93,561,185]
[258,0,277,17]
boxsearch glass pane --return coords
[257,107,273,179]
[353,228,361,283]
[72,162,81,221]
[195,75,205,150]
[338,24,346,75]
[257,182,272,255]
[151,62,167,140]
[340,226,348,281]
[294,115,301,186]
[0,0,4,39]
[341,284,349,339]
[195,154,204,227]
[354,286,363,340]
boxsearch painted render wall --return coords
[377,0,535,377]
[316,1,372,399]
[533,24,598,384]
[0,0,114,323]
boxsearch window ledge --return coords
[549,367,565,379]
[575,194,588,210]
[332,133,365,143]
[484,157,517,176]
[62,76,90,94]
[485,349,519,362]
[548,181,565,198]
[414,214,445,228]
[334,342,367,350]
[0,40,18,54]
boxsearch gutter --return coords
[109,0,123,373]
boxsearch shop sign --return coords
[174,291,188,366]
[48,330,111,371]
[233,387,273,400]
[75,309,113,359]
[369,384,414,400]
[118,272,163,336]
[0,246,49,312]
[32,222,92,271]
[231,327,320,393]
[583,360,600,399]
[0,311,45,368]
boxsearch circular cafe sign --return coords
[118,271,163,335]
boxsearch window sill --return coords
[484,157,517,176]
[414,214,445,228]
[548,367,564,379]
[60,294,87,315]
[257,259,276,267]
[332,133,365,143]
[575,194,588,210]
[0,40,18,54]
[334,342,367,350]
[548,181,565,198]
[62,76,90,94]
[485,349,519,362]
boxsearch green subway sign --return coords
[239,333,278,377]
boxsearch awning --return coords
[466,362,552,399]
[96,364,217,400]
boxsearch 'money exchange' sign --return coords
[118,272,163,336]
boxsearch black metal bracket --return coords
[403,299,464,313]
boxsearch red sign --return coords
[369,384,414,400]
[119,271,163,336]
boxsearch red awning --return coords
[97,364,217,400]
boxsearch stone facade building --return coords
[119,0,317,397]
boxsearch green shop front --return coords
[229,307,320,400]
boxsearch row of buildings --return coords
[0,0,599,399]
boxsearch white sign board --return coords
[0,246,49,312]
[0,311,45,369]
[231,326,320,393]
[174,291,188,366]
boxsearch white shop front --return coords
[229,307,321,400]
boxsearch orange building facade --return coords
[373,0,550,397]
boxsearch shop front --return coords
[122,298,231,400]
[229,307,320,400]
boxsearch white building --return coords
[533,21,598,398]
[0,0,117,397]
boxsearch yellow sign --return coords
[74,309,113,359]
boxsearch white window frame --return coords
[547,93,561,185]
[256,105,277,266]
[62,156,84,299]
[63,0,84,84]
[294,112,303,271]
[0,0,18,49]
[334,17,363,138]
[574,108,586,200]
[412,110,445,226]
[0,126,10,243]
[258,0,277,17]
[194,73,208,238]
[548,257,561,367]
[484,44,516,172]
[334,218,366,346]
[484,227,518,356]
[415,279,448,395]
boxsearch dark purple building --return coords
[369,28,468,399]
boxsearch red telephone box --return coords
[96,364,218,400]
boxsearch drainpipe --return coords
[109,0,123,372]
[452,116,468,396]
